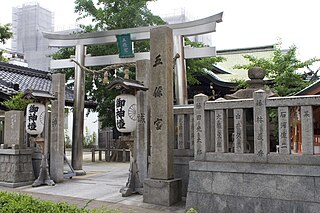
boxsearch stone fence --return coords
[186,90,320,212]
[193,89,320,160]
[173,105,194,198]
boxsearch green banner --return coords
[116,34,134,58]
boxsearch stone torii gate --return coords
[43,12,223,173]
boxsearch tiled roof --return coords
[0,77,17,96]
[0,62,51,96]
[295,79,320,96]
[0,62,95,108]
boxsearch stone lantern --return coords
[225,67,276,153]
[23,89,55,187]
[225,67,275,99]
[106,75,148,196]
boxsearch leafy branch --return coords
[233,44,320,96]
[3,92,33,111]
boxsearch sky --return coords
[0,0,319,66]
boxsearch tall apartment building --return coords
[11,2,54,71]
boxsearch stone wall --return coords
[174,149,193,198]
[0,149,34,187]
[186,160,320,213]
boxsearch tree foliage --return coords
[52,0,165,128]
[185,38,225,85]
[74,0,165,31]
[53,0,223,128]
[233,45,320,96]
[0,23,13,62]
[0,23,12,44]
[3,92,33,111]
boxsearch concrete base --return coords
[174,149,194,198]
[0,181,34,188]
[143,178,182,206]
[75,170,86,176]
[0,149,35,187]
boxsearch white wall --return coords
[65,108,99,145]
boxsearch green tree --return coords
[52,0,165,128]
[0,23,12,44]
[0,23,13,62]
[74,0,165,31]
[3,92,32,111]
[233,45,319,96]
[185,38,225,85]
[53,0,223,127]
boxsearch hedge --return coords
[0,191,121,213]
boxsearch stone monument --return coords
[143,26,182,206]
[4,110,24,148]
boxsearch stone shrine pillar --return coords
[143,26,182,206]
[50,73,65,183]
[135,60,150,191]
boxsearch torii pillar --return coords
[72,44,86,175]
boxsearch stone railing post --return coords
[177,115,187,149]
[278,107,290,154]
[234,109,246,153]
[189,114,194,150]
[253,90,269,157]
[215,109,227,153]
[301,106,314,154]
[194,94,208,160]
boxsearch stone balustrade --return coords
[186,90,320,212]
[193,90,320,162]
[173,105,194,198]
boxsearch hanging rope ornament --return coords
[103,71,109,84]
[124,68,130,79]
[92,74,97,91]
[70,59,136,84]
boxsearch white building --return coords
[2,49,28,67]
[12,2,54,71]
